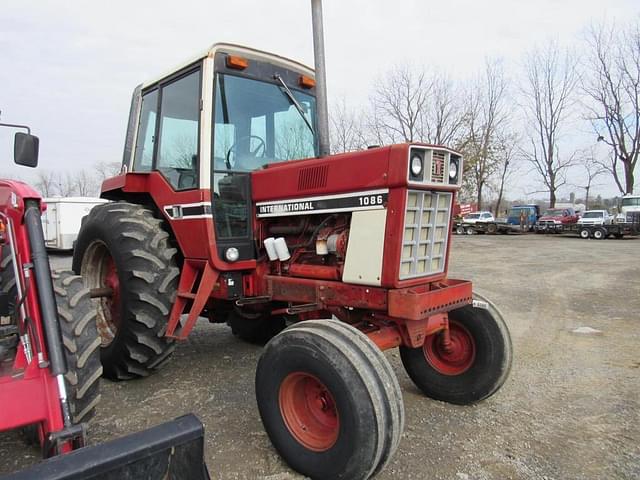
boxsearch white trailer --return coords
[41,197,108,250]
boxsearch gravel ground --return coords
[1,234,639,479]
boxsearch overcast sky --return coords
[1,0,638,200]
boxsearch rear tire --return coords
[400,292,512,405]
[579,228,590,239]
[53,271,102,423]
[256,319,404,480]
[73,202,179,380]
[486,223,497,234]
[593,228,606,240]
[455,226,465,235]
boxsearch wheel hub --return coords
[423,321,476,375]
[279,372,339,452]
[97,254,121,346]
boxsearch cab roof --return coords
[141,42,315,88]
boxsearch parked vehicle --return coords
[462,211,495,224]
[41,197,108,250]
[536,207,579,232]
[506,205,539,230]
[577,210,612,226]
[618,194,640,222]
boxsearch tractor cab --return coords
[116,44,318,262]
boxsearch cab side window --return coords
[156,70,201,190]
[133,90,158,172]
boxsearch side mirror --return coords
[14,132,39,168]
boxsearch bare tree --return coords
[34,170,58,197]
[460,59,510,209]
[575,149,606,208]
[520,42,579,207]
[493,133,520,217]
[330,97,367,153]
[94,161,122,182]
[368,65,431,144]
[72,170,97,197]
[424,74,465,146]
[583,20,640,195]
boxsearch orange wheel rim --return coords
[279,372,339,452]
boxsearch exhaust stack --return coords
[311,0,330,157]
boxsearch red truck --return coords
[535,207,580,232]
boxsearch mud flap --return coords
[4,414,210,480]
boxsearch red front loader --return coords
[71,38,513,479]
[0,124,101,457]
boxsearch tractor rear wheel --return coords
[400,292,512,405]
[256,319,404,480]
[53,271,102,423]
[227,307,286,344]
[73,202,179,380]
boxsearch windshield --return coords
[213,74,317,172]
[583,212,603,218]
[543,209,564,216]
[509,208,532,217]
[621,197,640,207]
[465,213,480,219]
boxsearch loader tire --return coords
[228,308,286,345]
[53,271,102,423]
[73,202,179,380]
[0,245,17,317]
[256,319,404,480]
[400,292,512,405]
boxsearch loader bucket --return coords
[3,414,210,480]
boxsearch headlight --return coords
[225,247,239,262]
[410,154,423,176]
[449,159,458,179]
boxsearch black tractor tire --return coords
[400,292,512,405]
[53,271,102,423]
[0,244,17,316]
[593,227,606,240]
[256,319,404,480]
[73,202,179,380]
[486,223,497,234]
[227,308,286,344]
[0,245,18,364]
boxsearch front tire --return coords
[400,292,512,405]
[73,202,179,380]
[53,271,102,423]
[593,227,606,240]
[256,319,404,480]
[579,227,590,239]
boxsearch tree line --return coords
[329,20,640,212]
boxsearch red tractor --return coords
[72,27,512,480]
[0,123,102,457]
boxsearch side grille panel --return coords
[400,190,452,279]
[298,165,329,191]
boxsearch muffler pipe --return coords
[311,0,330,157]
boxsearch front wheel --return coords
[579,228,590,239]
[53,271,102,423]
[256,319,404,479]
[400,292,512,405]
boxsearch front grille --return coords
[400,190,452,279]
[430,151,446,183]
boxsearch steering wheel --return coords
[225,135,267,170]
